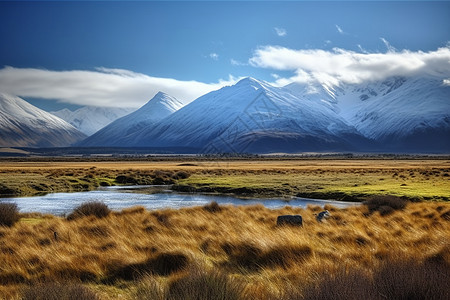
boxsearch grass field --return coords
[0,199,449,299]
[1,158,449,201]
[0,158,449,298]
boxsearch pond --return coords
[0,185,360,216]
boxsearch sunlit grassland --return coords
[0,201,449,299]
[1,159,449,201]
[179,167,450,201]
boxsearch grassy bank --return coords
[0,199,449,299]
[1,159,449,201]
[0,164,187,197]
[175,164,450,201]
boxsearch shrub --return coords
[22,282,99,300]
[222,242,312,272]
[222,242,263,271]
[115,175,138,184]
[261,245,312,269]
[152,170,176,185]
[373,259,450,300]
[172,171,190,180]
[298,267,374,300]
[0,202,20,227]
[0,183,18,196]
[135,277,165,300]
[108,252,189,281]
[79,225,110,237]
[66,202,110,220]
[364,195,408,216]
[298,259,450,300]
[203,201,222,213]
[166,269,243,300]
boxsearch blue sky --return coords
[0,1,449,110]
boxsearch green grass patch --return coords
[180,171,449,201]
[18,218,46,225]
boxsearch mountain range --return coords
[79,92,184,146]
[0,93,86,147]
[78,75,450,153]
[51,106,135,136]
[84,77,368,153]
[286,75,450,152]
[1,75,449,153]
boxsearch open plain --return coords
[0,158,449,299]
[1,158,449,201]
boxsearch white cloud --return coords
[443,79,450,86]
[249,45,450,86]
[380,37,396,52]
[0,67,238,108]
[357,44,369,54]
[230,58,247,66]
[335,25,345,35]
[209,53,219,60]
[274,27,287,37]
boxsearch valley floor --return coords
[0,158,449,299]
[0,158,449,201]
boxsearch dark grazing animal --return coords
[316,210,331,222]
[277,215,303,226]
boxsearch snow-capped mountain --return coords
[0,93,86,147]
[119,78,369,153]
[51,106,135,136]
[7,74,445,153]
[78,92,184,146]
[287,75,450,152]
[345,76,450,151]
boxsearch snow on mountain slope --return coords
[0,93,86,147]
[286,75,450,152]
[78,92,184,146]
[346,76,450,151]
[124,78,368,153]
[51,106,135,136]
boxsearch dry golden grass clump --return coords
[363,195,409,216]
[66,202,111,221]
[0,199,449,299]
[22,282,99,300]
[0,203,20,227]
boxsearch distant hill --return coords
[0,93,86,147]
[51,106,135,136]
[78,92,184,146]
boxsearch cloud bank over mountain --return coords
[250,45,450,86]
[0,45,448,109]
[0,67,238,108]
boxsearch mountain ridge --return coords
[118,77,370,153]
[78,92,184,147]
[2,74,449,153]
[51,106,135,136]
[0,93,86,147]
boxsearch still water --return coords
[0,185,360,216]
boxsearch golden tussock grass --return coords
[0,200,449,299]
